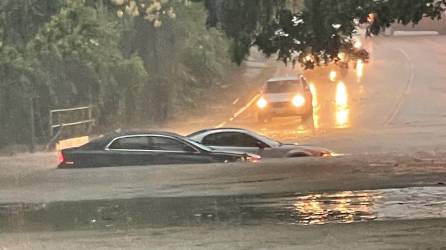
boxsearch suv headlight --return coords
[292,94,305,107]
[257,97,268,109]
[321,151,334,157]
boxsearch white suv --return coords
[256,76,313,122]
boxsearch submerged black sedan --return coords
[58,131,261,168]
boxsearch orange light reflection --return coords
[356,60,364,81]
[329,70,337,82]
[309,82,320,129]
[293,191,377,225]
[336,109,350,128]
[335,81,350,128]
[309,82,318,108]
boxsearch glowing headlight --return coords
[257,97,268,109]
[321,152,334,157]
[292,94,306,107]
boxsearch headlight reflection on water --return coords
[309,82,320,129]
[356,59,364,81]
[293,191,377,225]
[329,70,337,82]
[309,82,318,108]
[335,81,350,128]
[336,109,350,128]
[335,81,348,107]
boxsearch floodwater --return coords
[0,187,445,233]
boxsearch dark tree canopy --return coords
[202,0,446,68]
[202,0,287,64]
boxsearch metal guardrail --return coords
[49,106,95,138]
[50,119,96,129]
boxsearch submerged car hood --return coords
[279,143,333,156]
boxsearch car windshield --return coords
[265,81,300,93]
[2,1,446,249]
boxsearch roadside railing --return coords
[49,106,95,138]
[47,106,95,150]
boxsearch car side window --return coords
[203,132,238,146]
[109,136,150,150]
[203,132,261,147]
[149,136,195,152]
[236,134,261,147]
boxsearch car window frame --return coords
[203,131,271,148]
[202,132,239,147]
[236,133,265,148]
[149,136,198,153]
[106,135,151,151]
[105,135,200,153]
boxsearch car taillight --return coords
[58,151,65,164]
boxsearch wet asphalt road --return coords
[168,36,446,155]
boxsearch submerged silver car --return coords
[188,128,334,158]
[256,76,313,122]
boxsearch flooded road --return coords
[170,36,446,150]
[1,186,445,233]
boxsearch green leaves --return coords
[203,0,286,64]
[110,0,179,27]
[32,1,117,63]
[203,0,446,68]
[0,0,235,146]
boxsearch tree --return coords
[201,0,446,68]
[28,0,152,126]
[111,0,234,121]
[0,0,65,146]
[115,0,445,68]
[0,0,235,148]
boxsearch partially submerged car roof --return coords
[81,130,184,150]
[187,127,252,137]
[110,130,183,138]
